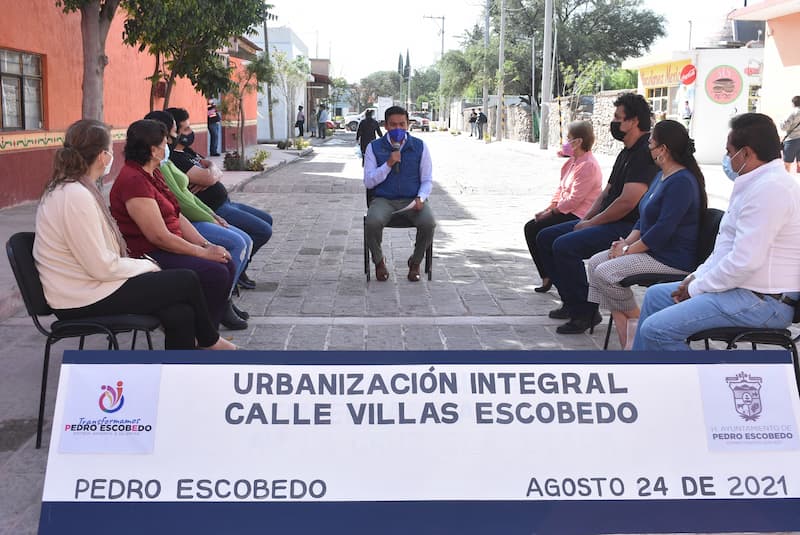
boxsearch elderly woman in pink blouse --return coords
[524,120,603,293]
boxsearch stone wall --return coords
[545,90,631,156]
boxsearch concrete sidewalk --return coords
[0,139,321,323]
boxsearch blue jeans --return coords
[633,282,798,351]
[193,222,252,295]
[208,121,221,155]
[536,219,634,318]
[215,201,273,258]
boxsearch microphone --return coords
[388,128,405,174]
[391,143,401,174]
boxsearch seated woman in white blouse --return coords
[33,119,235,350]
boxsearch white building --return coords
[250,26,310,142]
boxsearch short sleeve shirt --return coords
[169,147,229,210]
[600,133,658,222]
[109,161,183,258]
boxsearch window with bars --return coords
[1,49,43,131]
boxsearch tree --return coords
[122,0,272,108]
[359,71,402,105]
[271,49,310,137]
[55,0,122,120]
[412,67,440,112]
[329,77,349,115]
[221,53,273,166]
[457,0,664,103]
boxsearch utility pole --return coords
[531,35,539,142]
[424,15,445,125]
[483,0,490,116]
[539,0,553,149]
[262,18,275,141]
[495,0,506,141]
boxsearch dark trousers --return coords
[297,123,305,137]
[54,270,219,349]
[536,219,634,318]
[523,212,579,280]
[149,250,236,328]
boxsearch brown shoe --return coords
[407,257,421,282]
[375,258,389,281]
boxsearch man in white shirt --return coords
[633,113,800,350]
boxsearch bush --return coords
[247,149,270,171]
[223,151,245,171]
[294,138,310,150]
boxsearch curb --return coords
[226,147,313,194]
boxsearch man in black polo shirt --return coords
[536,93,658,334]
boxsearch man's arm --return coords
[581,182,648,228]
[417,142,433,202]
[363,144,391,188]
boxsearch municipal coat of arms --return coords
[726,372,763,421]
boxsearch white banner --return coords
[42,357,800,504]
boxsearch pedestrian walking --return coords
[476,110,488,139]
[780,95,800,173]
[318,105,330,139]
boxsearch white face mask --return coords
[162,143,171,164]
[102,151,114,176]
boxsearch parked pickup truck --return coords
[344,108,376,132]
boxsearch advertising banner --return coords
[39,350,800,535]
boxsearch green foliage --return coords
[604,68,638,90]
[121,0,273,104]
[247,149,270,171]
[359,71,402,105]
[560,59,606,97]
[329,77,349,110]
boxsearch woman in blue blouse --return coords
[586,120,707,348]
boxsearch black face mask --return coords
[610,121,626,141]
[178,132,195,147]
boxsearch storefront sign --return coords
[680,64,697,85]
[706,65,744,105]
[640,60,691,87]
[39,350,800,535]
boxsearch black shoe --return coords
[237,271,256,290]
[232,303,250,320]
[556,311,603,335]
[221,301,248,330]
[210,152,221,156]
[548,306,570,319]
[535,279,553,293]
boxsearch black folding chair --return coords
[6,232,160,448]
[362,189,432,281]
[687,306,800,397]
[603,208,725,349]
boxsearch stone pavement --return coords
[0,129,748,534]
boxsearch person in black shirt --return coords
[207,98,222,156]
[355,109,382,166]
[535,93,658,334]
[166,107,273,290]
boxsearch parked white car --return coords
[345,108,377,132]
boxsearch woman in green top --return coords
[144,111,252,329]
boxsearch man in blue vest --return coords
[364,106,436,282]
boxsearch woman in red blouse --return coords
[110,120,236,329]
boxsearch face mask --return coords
[561,140,574,157]
[103,151,114,176]
[610,121,626,141]
[388,128,406,145]
[722,149,744,181]
[178,131,195,147]
[162,143,170,164]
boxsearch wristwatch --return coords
[622,245,630,255]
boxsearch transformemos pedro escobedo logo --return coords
[98,380,125,413]
[726,372,762,422]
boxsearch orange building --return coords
[0,0,258,208]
